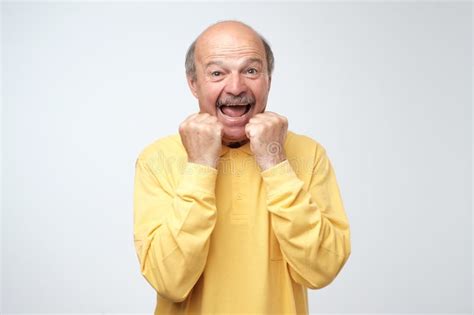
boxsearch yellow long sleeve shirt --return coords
[133,130,351,315]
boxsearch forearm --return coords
[134,161,218,302]
[261,159,351,289]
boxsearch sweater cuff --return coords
[177,162,218,195]
[260,159,302,197]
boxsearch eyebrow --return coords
[205,58,263,68]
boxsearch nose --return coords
[224,72,248,96]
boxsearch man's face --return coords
[187,24,271,145]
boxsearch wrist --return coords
[188,157,219,169]
[257,153,287,171]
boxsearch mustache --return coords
[217,95,255,107]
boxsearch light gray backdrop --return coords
[2,1,472,314]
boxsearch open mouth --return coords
[217,103,253,117]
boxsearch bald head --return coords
[185,20,274,82]
[197,21,262,50]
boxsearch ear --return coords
[267,75,272,92]
[186,74,199,99]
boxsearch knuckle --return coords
[208,116,218,123]
[188,121,198,130]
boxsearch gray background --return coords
[1,1,472,314]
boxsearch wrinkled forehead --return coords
[195,28,266,64]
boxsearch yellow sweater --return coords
[133,130,351,314]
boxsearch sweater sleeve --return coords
[260,147,351,289]
[133,155,218,302]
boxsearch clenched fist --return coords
[179,113,224,169]
[245,111,288,171]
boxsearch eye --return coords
[247,68,258,75]
[211,71,222,77]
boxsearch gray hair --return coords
[185,24,274,82]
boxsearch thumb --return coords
[244,123,252,139]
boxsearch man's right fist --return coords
[179,113,224,169]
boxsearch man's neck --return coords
[226,139,249,148]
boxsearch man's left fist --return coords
[244,111,288,171]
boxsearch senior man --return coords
[133,20,351,314]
